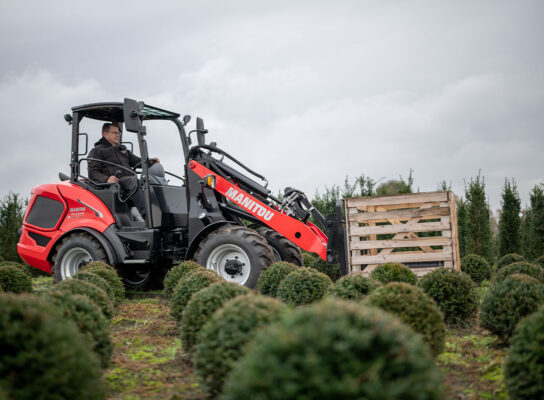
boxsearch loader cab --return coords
[67,99,191,230]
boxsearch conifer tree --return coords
[498,179,521,257]
[464,174,494,263]
[0,192,26,261]
[456,198,468,258]
[522,184,544,260]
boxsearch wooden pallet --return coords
[345,191,460,276]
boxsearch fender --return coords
[185,221,229,261]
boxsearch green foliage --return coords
[169,269,220,323]
[256,261,298,297]
[194,294,287,396]
[80,265,125,303]
[0,192,25,263]
[301,252,316,266]
[521,184,544,260]
[493,262,544,284]
[327,273,381,301]
[82,261,116,270]
[370,262,418,285]
[309,257,341,281]
[465,173,494,263]
[504,306,544,399]
[418,268,479,327]
[364,282,446,357]
[0,260,48,278]
[480,274,544,341]
[277,267,332,306]
[498,179,521,257]
[375,169,414,196]
[461,254,492,284]
[43,291,113,368]
[74,271,115,302]
[0,293,105,399]
[0,264,32,293]
[457,198,468,258]
[163,260,203,298]
[222,298,443,400]
[537,255,544,268]
[496,253,525,269]
[54,278,114,319]
[180,281,250,352]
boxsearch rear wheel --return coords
[250,225,303,266]
[52,233,107,283]
[119,264,169,291]
[194,225,274,288]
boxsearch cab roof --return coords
[72,102,180,122]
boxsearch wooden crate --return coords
[345,191,460,276]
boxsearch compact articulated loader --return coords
[17,98,348,289]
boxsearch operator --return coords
[88,122,159,220]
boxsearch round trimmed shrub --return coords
[169,269,220,322]
[180,281,250,352]
[163,260,204,298]
[53,279,113,319]
[309,257,341,281]
[301,252,316,266]
[370,262,418,285]
[328,273,381,301]
[43,291,113,368]
[504,306,544,399]
[480,274,544,341]
[0,264,32,293]
[0,261,30,277]
[364,282,445,356]
[418,268,478,327]
[461,254,492,284]
[493,261,544,284]
[194,294,287,395]
[80,265,125,303]
[82,261,115,271]
[256,261,298,297]
[222,298,443,400]
[536,255,544,268]
[0,293,105,399]
[74,271,115,302]
[497,253,525,269]
[277,267,332,306]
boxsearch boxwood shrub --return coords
[480,274,544,341]
[418,268,478,327]
[504,306,544,399]
[277,267,332,306]
[327,273,381,301]
[222,298,443,400]
[180,281,250,352]
[536,255,544,268]
[169,269,220,323]
[493,262,544,284]
[74,271,115,302]
[497,253,525,270]
[163,260,204,298]
[364,282,445,356]
[43,291,113,368]
[194,294,287,396]
[82,261,116,271]
[461,254,492,284]
[0,293,105,399]
[370,262,418,285]
[53,279,113,319]
[309,258,341,282]
[80,265,125,303]
[301,252,316,266]
[0,264,33,293]
[256,261,298,297]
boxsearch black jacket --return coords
[88,137,141,183]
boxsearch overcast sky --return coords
[0,0,542,211]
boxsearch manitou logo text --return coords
[225,187,274,221]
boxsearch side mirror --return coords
[123,98,143,132]
[64,114,73,125]
[183,115,191,126]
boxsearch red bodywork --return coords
[189,160,328,260]
[17,182,115,273]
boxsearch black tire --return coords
[250,225,303,266]
[52,233,107,283]
[194,225,274,288]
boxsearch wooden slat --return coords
[350,236,451,250]
[352,252,452,265]
[349,206,450,222]
[349,221,450,236]
[346,192,448,208]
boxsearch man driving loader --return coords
[88,122,159,219]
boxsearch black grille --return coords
[26,196,64,229]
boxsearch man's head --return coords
[102,122,121,146]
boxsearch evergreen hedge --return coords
[74,271,115,302]
[80,265,125,303]
[256,261,298,297]
[497,253,525,270]
[277,267,332,306]
[0,264,33,293]
[327,273,381,301]
[163,260,204,298]
[370,262,418,285]
[53,279,114,319]
[222,298,443,400]
[461,254,492,284]
[493,262,544,284]
[309,258,341,282]
[169,269,220,322]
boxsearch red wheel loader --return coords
[17,98,348,289]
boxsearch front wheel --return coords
[250,225,303,266]
[194,225,274,288]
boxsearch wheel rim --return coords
[61,247,92,279]
[123,267,152,287]
[207,244,251,285]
